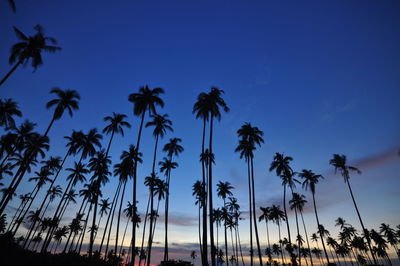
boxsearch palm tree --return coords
[102,112,131,155]
[380,223,400,260]
[0,133,49,215]
[217,181,234,265]
[128,85,164,264]
[259,206,272,252]
[269,153,294,255]
[88,150,111,257]
[299,169,330,264]
[289,193,313,266]
[329,154,377,264]
[0,98,22,129]
[45,88,80,136]
[193,180,205,258]
[53,226,68,253]
[97,198,111,234]
[235,124,264,266]
[191,250,197,264]
[114,147,140,257]
[193,87,229,266]
[0,25,61,86]
[269,205,286,265]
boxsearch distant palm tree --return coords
[88,151,111,257]
[0,25,61,86]
[191,250,197,264]
[193,180,205,258]
[269,153,293,249]
[0,98,22,129]
[45,88,80,136]
[269,205,286,265]
[380,223,400,260]
[329,154,377,265]
[217,181,234,265]
[52,226,68,253]
[102,112,131,155]
[299,169,330,264]
[259,206,271,252]
[289,193,313,266]
[128,85,164,264]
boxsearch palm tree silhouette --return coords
[269,205,286,265]
[217,181,234,265]
[380,223,400,260]
[102,112,131,156]
[299,169,330,264]
[128,85,164,264]
[330,154,377,265]
[0,25,61,86]
[0,98,22,129]
[88,150,111,257]
[193,180,206,258]
[259,206,272,253]
[45,88,80,136]
[289,193,314,266]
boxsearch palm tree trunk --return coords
[78,203,92,254]
[7,197,25,231]
[99,181,121,254]
[250,158,263,266]
[201,118,208,266]
[247,158,254,266]
[278,222,285,265]
[105,129,115,156]
[115,179,127,257]
[224,199,229,266]
[346,179,377,265]
[236,225,245,266]
[44,117,55,137]
[300,211,314,266]
[312,192,330,264]
[0,165,25,214]
[10,183,38,232]
[105,182,122,259]
[293,205,301,266]
[163,169,171,261]
[132,110,146,265]
[0,61,21,87]
[119,216,130,255]
[282,184,291,244]
[208,115,216,266]
[139,192,151,266]
[88,181,100,257]
[198,204,203,259]
[146,191,155,266]
[12,183,40,235]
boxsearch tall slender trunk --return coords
[139,188,151,266]
[224,199,229,266]
[146,191,155,266]
[132,111,146,265]
[250,158,263,265]
[163,164,172,261]
[89,180,101,257]
[278,222,285,265]
[119,217,130,255]
[12,183,40,235]
[78,202,92,254]
[282,185,291,244]
[0,61,21,87]
[236,225,245,266]
[0,164,26,214]
[99,181,122,255]
[44,117,55,137]
[201,118,208,266]
[24,151,69,247]
[105,182,122,258]
[198,204,203,259]
[106,130,115,156]
[208,116,216,266]
[312,192,330,264]
[300,211,313,266]
[115,179,127,257]
[7,197,25,231]
[247,158,253,266]
[346,179,377,265]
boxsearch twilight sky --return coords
[1,0,399,264]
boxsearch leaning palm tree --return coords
[128,85,164,264]
[0,24,61,86]
[102,112,131,156]
[45,88,80,136]
[0,98,22,129]
[299,169,330,264]
[329,154,377,264]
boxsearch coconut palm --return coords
[269,205,286,265]
[0,25,61,86]
[193,180,205,258]
[88,150,111,257]
[0,133,49,215]
[299,169,330,264]
[0,98,22,129]
[329,154,377,264]
[128,85,164,264]
[45,88,80,136]
[217,181,234,265]
[102,112,131,155]
[380,223,400,260]
[259,206,272,252]
[289,193,314,266]
[53,226,68,253]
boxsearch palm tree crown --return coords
[0,98,22,129]
[128,85,165,116]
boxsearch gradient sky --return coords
[1,1,400,264]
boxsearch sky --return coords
[1,0,400,264]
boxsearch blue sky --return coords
[1,0,399,264]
